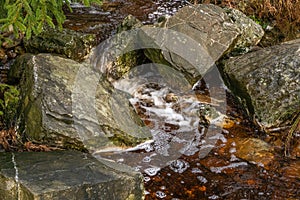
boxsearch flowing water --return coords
[1,0,299,199]
[63,0,190,42]
[69,1,299,199]
[93,66,299,199]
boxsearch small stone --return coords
[280,160,300,179]
[234,138,275,169]
[164,93,178,103]
[0,48,7,61]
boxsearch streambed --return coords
[61,1,300,199]
[94,67,299,199]
[1,0,299,199]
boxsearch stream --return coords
[1,0,299,199]
[92,66,299,199]
[67,1,299,199]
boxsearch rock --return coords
[97,15,148,81]
[23,27,97,62]
[221,39,300,130]
[141,4,264,83]
[218,137,275,170]
[8,53,151,152]
[280,160,300,179]
[0,150,144,200]
[117,15,144,33]
[223,7,265,51]
[234,138,275,169]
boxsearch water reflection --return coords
[93,68,299,199]
[66,1,299,199]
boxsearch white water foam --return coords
[12,153,21,200]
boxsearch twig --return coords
[285,112,300,157]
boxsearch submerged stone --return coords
[217,137,276,170]
[221,39,300,130]
[0,151,144,200]
[8,53,151,152]
[280,160,300,180]
[234,138,275,169]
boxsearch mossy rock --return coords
[222,39,300,130]
[23,27,97,62]
[8,53,152,151]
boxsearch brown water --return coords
[2,0,299,199]
[94,68,299,199]
[67,1,299,199]
[63,0,189,42]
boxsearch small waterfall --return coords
[12,153,21,200]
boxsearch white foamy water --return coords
[91,60,228,175]
[210,162,248,173]
[167,159,190,173]
[94,63,227,167]
[144,167,161,176]
[156,190,167,199]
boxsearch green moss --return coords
[249,15,269,30]
[25,99,43,140]
[0,1,7,19]
[103,125,150,148]
[0,84,20,129]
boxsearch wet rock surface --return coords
[142,4,264,83]
[23,27,96,62]
[8,53,151,151]
[95,15,148,82]
[221,39,300,130]
[223,7,265,51]
[218,137,276,169]
[1,1,300,199]
[0,150,144,200]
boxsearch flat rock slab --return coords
[0,151,144,200]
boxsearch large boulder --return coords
[221,39,300,130]
[0,151,144,200]
[90,15,148,82]
[141,4,264,83]
[8,53,151,152]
